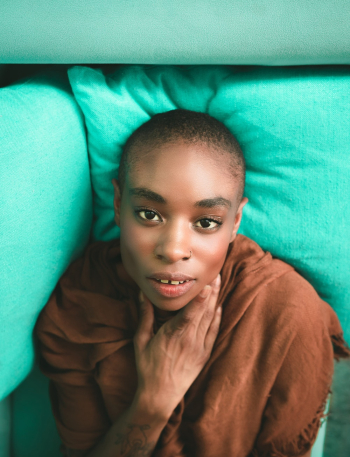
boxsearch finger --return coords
[201,274,221,321]
[134,291,155,351]
[165,274,220,336]
[168,285,212,336]
[197,274,221,339]
[204,304,222,353]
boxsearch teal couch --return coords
[1,2,350,456]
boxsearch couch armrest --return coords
[1,0,350,64]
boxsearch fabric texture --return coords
[68,64,350,343]
[36,235,350,456]
[1,0,350,64]
[0,70,93,400]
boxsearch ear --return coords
[229,197,248,243]
[112,178,122,227]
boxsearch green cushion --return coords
[0,71,93,400]
[68,64,350,344]
[0,397,10,457]
[1,1,350,64]
[11,364,61,457]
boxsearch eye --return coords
[195,218,222,230]
[136,209,161,222]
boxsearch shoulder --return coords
[223,235,333,346]
[35,237,137,345]
[61,238,123,294]
[244,259,339,396]
[250,271,335,456]
[230,235,324,314]
[251,261,331,348]
[223,235,294,288]
[261,268,325,318]
[220,236,343,455]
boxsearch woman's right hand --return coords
[133,274,222,420]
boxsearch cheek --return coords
[119,212,154,268]
[198,228,232,259]
[196,232,232,279]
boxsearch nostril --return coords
[154,247,192,262]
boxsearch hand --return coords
[133,274,222,419]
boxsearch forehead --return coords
[130,139,231,172]
[127,140,240,201]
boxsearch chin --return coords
[146,285,199,312]
[153,298,186,312]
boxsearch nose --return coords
[154,219,192,263]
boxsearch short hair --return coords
[118,109,246,202]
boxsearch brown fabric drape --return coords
[36,235,350,456]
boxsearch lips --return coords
[147,276,195,298]
[149,272,194,281]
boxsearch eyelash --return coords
[135,207,223,230]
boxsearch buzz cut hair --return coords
[117,109,246,202]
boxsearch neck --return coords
[153,305,179,331]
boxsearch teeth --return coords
[158,279,188,285]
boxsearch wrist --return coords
[133,389,172,424]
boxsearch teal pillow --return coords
[68,64,350,343]
[0,71,93,400]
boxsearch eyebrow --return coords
[129,187,232,208]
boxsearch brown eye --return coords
[200,219,211,228]
[195,218,222,229]
[137,210,161,221]
[145,210,156,220]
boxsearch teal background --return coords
[1,1,350,64]
[0,71,93,401]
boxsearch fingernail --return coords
[199,285,211,298]
[215,274,221,286]
[139,290,144,303]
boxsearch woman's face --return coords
[112,140,247,312]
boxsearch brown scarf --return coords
[36,235,350,456]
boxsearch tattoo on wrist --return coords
[115,424,155,456]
